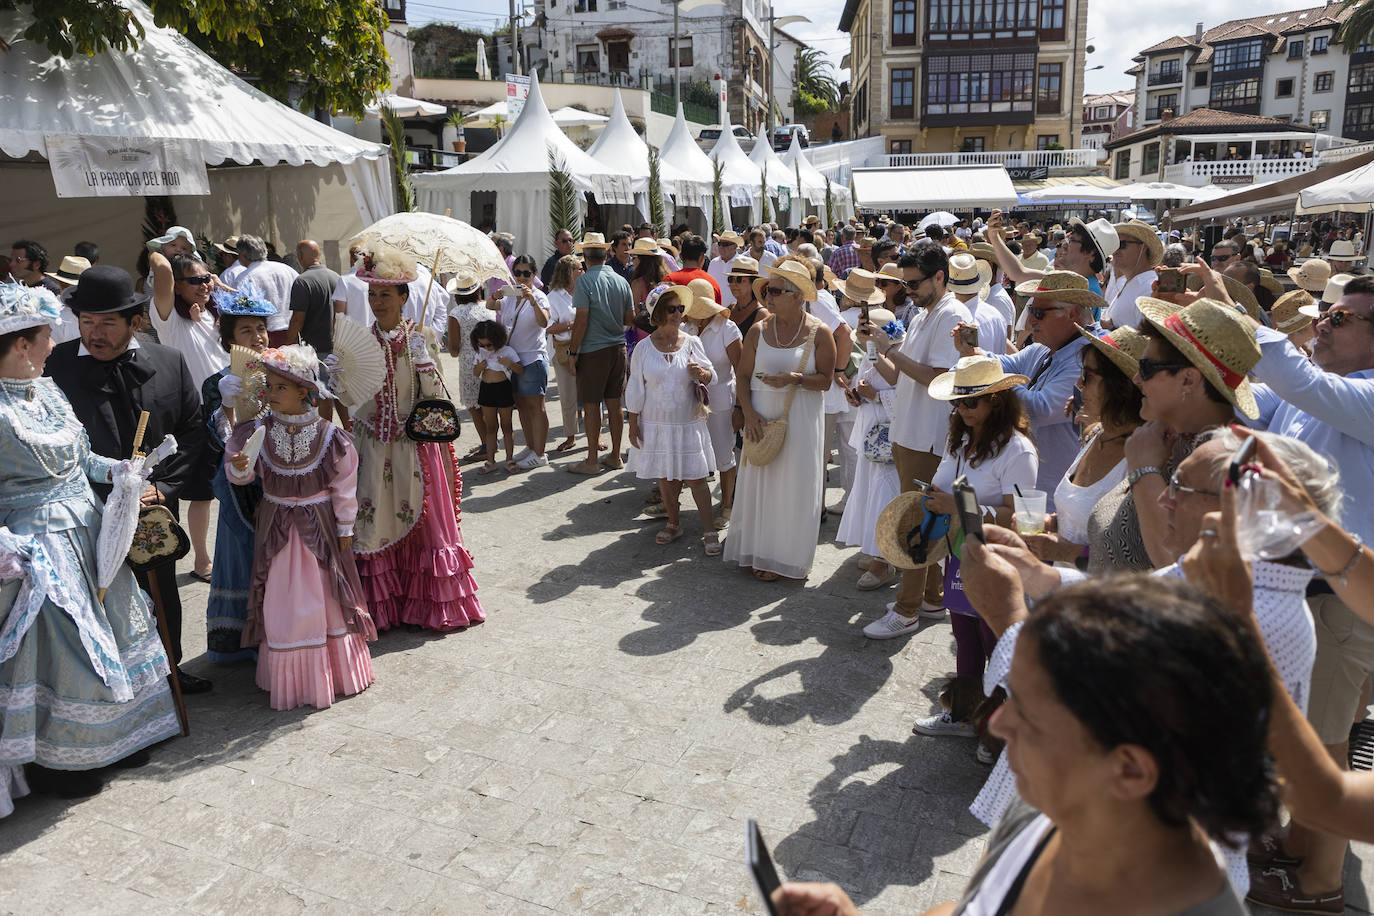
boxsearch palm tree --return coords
[1340,0,1374,49]
[796,48,839,109]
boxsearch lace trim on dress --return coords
[261,422,336,477]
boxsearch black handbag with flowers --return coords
[405,369,461,443]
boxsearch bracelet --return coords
[1128,466,1163,488]
[1318,533,1364,588]
[793,372,804,386]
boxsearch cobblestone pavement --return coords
[0,358,1369,914]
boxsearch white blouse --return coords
[1053,430,1127,546]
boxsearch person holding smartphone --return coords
[489,254,551,470]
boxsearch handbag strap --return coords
[778,319,818,416]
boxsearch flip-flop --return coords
[655,523,683,545]
[461,446,488,462]
[190,569,212,584]
[753,569,780,582]
[702,532,723,557]
[567,462,602,475]
[552,439,577,453]
[478,461,498,475]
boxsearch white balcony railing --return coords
[885,148,1098,169]
[1162,157,1316,186]
[1317,140,1374,165]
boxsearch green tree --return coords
[0,0,391,118]
[795,48,839,110]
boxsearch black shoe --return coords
[24,763,103,799]
[176,669,213,694]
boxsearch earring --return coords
[23,359,34,374]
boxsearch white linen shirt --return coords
[237,259,299,332]
[1104,269,1157,330]
[707,255,738,308]
[890,291,972,456]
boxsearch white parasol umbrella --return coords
[917,211,959,230]
[352,212,511,285]
[551,106,609,128]
[476,38,491,81]
[364,94,447,119]
[96,430,177,598]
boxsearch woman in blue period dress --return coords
[200,285,274,663]
[725,261,835,581]
[0,283,179,809]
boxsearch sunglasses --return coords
[1211,253,1234,263]
[1166,472,1219,502]
[727,275,752,283]
[1137,357,1190,380]
[178,275,213,286]
[513,270,534,278]
[1028,305,1068,320]
[764,286,793,298]
[1079,366,1103,383]
[952,396,984,409]
[1319,308,1372,328]
[903,274,930,292]
[663,304,686,313]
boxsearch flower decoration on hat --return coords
[356,244,418,286]
[0,280,61,336]
[258,343,330,398]
[211,279,277,317]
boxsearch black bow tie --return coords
[80,349,155,396]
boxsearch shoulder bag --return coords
[404,331,461,443]
[740,320,817,468]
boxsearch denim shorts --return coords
[513,357,548,397]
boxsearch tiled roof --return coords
[1126,62,1144,75]
[1135,4,1351,65]
[1105,107,1316,150]
[1085,90,1135,106]
[1140,35,1198,55]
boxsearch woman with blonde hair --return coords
[545,254,586,453]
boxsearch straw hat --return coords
[803,214,821,227]
[1271,289,1315,334]
[947,252,991,298]
[875,490,956,570]
[657,238,680,258]
[823,266,841,291]
[715,230,745,247]
[1077,323,1149,379]
[1257,268,1284,297]
[1219,274,1264,323]
[445,271,482,296]
[630,237,664,258]
[1327,239,1359,260]
[967,241,997,263]
[726,255,761,278]
[1112,219,1163,267]
[858,236,877,249]
[1069,217,1120,263]
[644,283,696,321]
[929,355,1030,401]
[45,255,90,287]
[754,259,818,303]
[685,281,728,320]
[1013,270,1108,312]
[1287,258,1331,293]
[867,307,898,330]
[214,236,240,257]
[1020,233,1042,251]
[835,268,884,305]
[1319,272,1354,307]
[1136,297,1262,418]
[575,232,611,251]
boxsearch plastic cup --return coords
[1013,489,1047,535]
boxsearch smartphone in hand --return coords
[959,324,979,349]
[953,475,984,544]
[1156,268,1186,295]
[746,819,781,916]
[1227,435,1257,485]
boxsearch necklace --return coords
[1097,428,1134,445]
[771,315,807,349]
[0,378,81,479]
[371,319,414,442]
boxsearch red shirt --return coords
[664,268,721,303]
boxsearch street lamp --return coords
[768,9,809,133]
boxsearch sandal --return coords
[655,523,683,545]
[643,503,669,518]
[504,460,520,473]
[644,490,663,505]
[478,460,498,475]
[461,445,488,462]
[190,568,212,584]
[552,438,577,453]
[753,569,780,582]
[703,532,723,557]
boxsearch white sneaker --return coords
[862,610,922,640]
[516,452,549,470]
[912,711,978,738]
[884,601,947,622]
[513,447,533,463]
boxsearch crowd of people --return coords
[3,204,1374,915]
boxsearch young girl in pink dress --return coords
[226,345,377,711]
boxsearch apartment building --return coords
[838,0,1088,154]
[1081,90,1134,158]
[1128,3,1374,140]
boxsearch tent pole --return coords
[673,0,680,103]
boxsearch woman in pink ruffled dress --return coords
[349,245,485,631]
[226,345,376,710]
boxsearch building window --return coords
[668,37,692,67]
[892,0,917,46]
[1210,77,1260,109]
[1345,103,1374,138]
[1194,70,1208,88]
[1212,39,1264,74]
[1143,141,1160,173]
[1313,34,1329,54]
[924,51,1036,117]
[1146,92,1177,120]
[961,137,985,152]
[1288,39,1304,59]
[1311,109,1330,131]
[1315,71,1334,92]
[1036,134,1060,150]
[1036,62,1062,115]
[890,139,912,154]
[926,0,1040,42]
[1114,149,1131,180]
[576,43,599,72]
[573,0,597,10]
[1350,62,1374,95]
[1276,77,1295,98]
[1093,105,1107,119]
[890,68,914,119]
[1039,0,1065,39]
[854,80,868,129]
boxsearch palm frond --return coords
[760,170,772,224]
[648,145,667,236]
[825,177,835,227]
[712,158,725,233]
[1339,0,1374,49]
[548,145,581,246]
[382,109,414,212]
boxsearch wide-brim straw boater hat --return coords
[928,355,1030,401]
[835,267,884,305]
[752,259,818,304]
[630,237,665,258]
[1327,239,1359,259]
[1218,274,1265,323]
[1020,233,1042,251]
[1013,270,1108,312]
[875,489,959,570]
[445,271,482,296]
[1287,258,1331,293]
[947,252,991,298]
[967,241,997,263]
[575,231,612,252]
[1136,296,1263,419]
[657,238,680,258]
[1257,268,1284,297]
[714,230,745,247]
[1272,289,1316,333]
[46,255,90,288]
[356,243,418,285]
[1112,219,1163,267]
[726,255,761,278]
[1076,323,1149,379]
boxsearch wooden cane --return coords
[145,569,190,737]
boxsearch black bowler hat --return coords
[68,265,146,314]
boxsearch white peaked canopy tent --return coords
[658,105,719,236]
[786,133,853,223]
[587,91,710,230]
[749,127,801,224]
[708,111,764,228]
[413,72,634,260]
[0,0,392,271]
[365,95,447,118]
[1297,158,1374,213]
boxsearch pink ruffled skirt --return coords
[357,442,485,632]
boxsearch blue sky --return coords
[402,0,1329,96]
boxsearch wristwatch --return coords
[1127,466,1163,488]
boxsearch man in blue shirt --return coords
[986,210,1117,308]
[568,233,634,475]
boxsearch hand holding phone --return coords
[953,475,985,545]
[1228,435,1257,485]
[1156,268,1186,295]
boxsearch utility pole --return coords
[673,0,680,102]
[509,0,522,75]
[768,8,809,135]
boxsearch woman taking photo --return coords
[725,260,835,582]
[445,273,497,463]
[489,254,550,471]
[684,281,742,527]
[350,245,484,632]
[153,253,230,583]
[625,284,719,553]
[544,254,585,454]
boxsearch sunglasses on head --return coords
[1137,356,1190,380]
[1320,308,1372,328]
[178,275,213,286]
[512,269,534,278]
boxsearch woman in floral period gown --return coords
[0,282,179,809]
[349,245,484,631]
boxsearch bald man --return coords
[288,239,340,352]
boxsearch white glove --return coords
[409,333,436,369]
[115,458,153,481]
[217,373,243,401]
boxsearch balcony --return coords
[1147,69,1182,87]
[1145,106,1179,121]
[885,148,1099,169]
[1162,157,1316,187]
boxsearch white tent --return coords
[586,91,710,230]
[708,111,764,227]
[657,105,719,235]
[1114,181,1227,202]
[413,72,634,260]
[785,134,829,206]
[551,107,610,128]
[851,166,1018,212]
[365,94,447,118]
[0,0,392,271]
[749,127,801,223]
[1020,181,1129,203]
[1297,159,1374,214]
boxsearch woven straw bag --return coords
[741,322,817,468]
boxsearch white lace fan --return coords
[330,315,387,407]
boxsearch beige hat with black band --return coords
[928,355,1030,401]
[835,268,884,305]
[1136,297,1262,419]
[1112,219,1163,267]
[1014,270,1108,312]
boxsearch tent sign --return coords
[47,134,209,198]
[776,186,791,210]
[506,74,530,122]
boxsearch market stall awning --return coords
[1171,148,1374,224]
[1297,158,1374,214]
[851,166,1017,212]
[1013,175,1122,195]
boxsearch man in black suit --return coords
[46,265,212,694]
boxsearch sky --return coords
[402,0,1330,96]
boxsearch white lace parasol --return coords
[329,315,388,408]
[352,212,511,286]
[96,435,177,595]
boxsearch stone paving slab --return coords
[1,356,1369,914]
